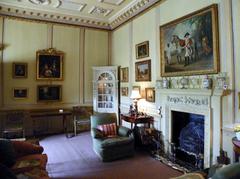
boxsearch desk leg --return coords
[63,115,68,137]
[63,115,72,138]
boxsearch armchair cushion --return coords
[12,141,44,158]
[101,137,133,148]
[0,139,16,167]
[91,128,104,139]
[212,163,240,179]
[97,123,117,137]
[12,154,48,174]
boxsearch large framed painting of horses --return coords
[160,4,219,77]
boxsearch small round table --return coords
[232,137,240,162]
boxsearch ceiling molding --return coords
[0,0,161,30]
[98,0,125,6]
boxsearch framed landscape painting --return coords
[135,60,151,81]
[160,4,219,77]
[136,41,149,59]
[37,85,62,102]
[37,48,63,80]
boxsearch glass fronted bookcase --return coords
[92,66,119,114]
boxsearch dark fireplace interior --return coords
[171,111,204,169]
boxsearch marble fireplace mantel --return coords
[155,88,228,168]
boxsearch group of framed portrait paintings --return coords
[120,39,152,102]
[121,86,155,102]
[135,41,151,82]
[12,48,63,102]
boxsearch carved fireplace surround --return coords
[155,88,226,168]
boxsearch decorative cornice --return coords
[0,4,110,29]
[110,0,160,29]
[0,0,161,30]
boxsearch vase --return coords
[236,131,240,140]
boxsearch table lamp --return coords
[130,89,141,114]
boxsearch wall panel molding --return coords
[80,28,85,104]
[0,17,3,107]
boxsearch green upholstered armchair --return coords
[90,113,134,162]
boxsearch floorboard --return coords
[40,132,182,179]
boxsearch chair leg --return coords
[74,121,77,136]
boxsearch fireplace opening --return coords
[171,111,204,169]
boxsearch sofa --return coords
[0,138,49,179]
[91,113,135,162]
[171,163,240,179]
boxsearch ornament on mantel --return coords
[202,75,212,89]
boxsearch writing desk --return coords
[121,114,154,129]
[30,111,72,137]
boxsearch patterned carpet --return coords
[40,132,182,179]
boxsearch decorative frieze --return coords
[167,95,209,107]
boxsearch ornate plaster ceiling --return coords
[0,0,160,30]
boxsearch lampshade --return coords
[130,89,141,99]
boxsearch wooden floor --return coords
[40,132,182,179]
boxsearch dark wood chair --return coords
[72,106,91,136]
[2,111,26,139]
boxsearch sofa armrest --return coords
[91,128,104,139]
[12,141,44,158]
[212,163,240,179]
[118,126,132,137]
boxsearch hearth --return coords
[171,111,204,169]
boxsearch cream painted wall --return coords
[52,25,81,104]
[84,29,109,104]
[3,19,48,107]
[0,18,109,109]
[232,0,240,121]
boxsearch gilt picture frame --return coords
[120,67,129,82]
[37,85,62,102]
[13,88,28,99]
[160,4,219,77]
[135,60,151,82]
[239,92,240,109]
[121,87,128,97]
[13,63,27,78]
[145,88,155,102]
[36,48,63,80]
[136,41,149,59]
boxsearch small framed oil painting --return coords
[36,48,63,80]
[135,60,151,81]
[120,67,129,82]
[121,87,128,97]
[37,85,62,102]
[13,63,27,78]
[13,88,28,99]
[136,41,149,59]
[145,88,155,102]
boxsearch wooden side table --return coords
[121,114,154,129]
[232,137,240,162]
